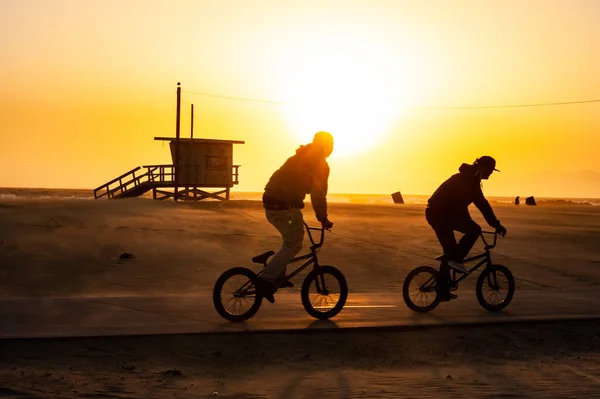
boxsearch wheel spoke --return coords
[409,271,437,308]
[217,272,258,316]
[481,269,510,306]
[403,267,440,312]
[308,272,341,311]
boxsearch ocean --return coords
[1,187,599,206]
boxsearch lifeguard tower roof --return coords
[154,137,245,144]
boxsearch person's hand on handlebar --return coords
[320,218,334,230]
[495,224,507,237]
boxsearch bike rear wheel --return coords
[213,267,262,322]
[301,265,348,320]
[403,266,440,312]
[476,264,515,311]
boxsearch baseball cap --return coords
[478,156,500,172]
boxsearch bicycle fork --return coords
[312,255,330,295]
[485,264,500,290]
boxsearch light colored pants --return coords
[261,208,304,282]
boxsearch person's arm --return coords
[310,162,330,223]
[473,185,500,228]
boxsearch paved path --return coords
[1,289,599,339]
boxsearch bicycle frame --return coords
[448,231,498,285]
[233,223,327,298]
[265,223,326,282]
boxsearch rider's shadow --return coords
[306,319,340,330]
[408,305,515,327]
[277,369,351,399]
[409,311,445,325]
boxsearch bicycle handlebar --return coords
[481,230,500,249]
[304,223,328,248]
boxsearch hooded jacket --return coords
[427,163,500,228]
[263,144,329,222]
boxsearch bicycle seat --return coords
[252,251,275,264]
[434,254,447,261]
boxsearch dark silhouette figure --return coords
[426,156,507,301]
[515,196,520,205]
[526,196,537,206]
[255,131,335,303]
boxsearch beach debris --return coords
[525,196,537,206]
[446,374,453,380]
[213,393,219,396]
[119,252,135,259]
[162,369,183,377]
[391,191,405,204]
[121,364,136,372]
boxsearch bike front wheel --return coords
[301,265,348,320]
[213,267,262,322]
[403,266,441,312]
[476,264,515,311]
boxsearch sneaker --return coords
[448,260,469,274]
[276,273,294,288]
[255,277,277,304]
[439,293,458,302]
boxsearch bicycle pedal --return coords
[279,281,294,288]
[439,293,458,302]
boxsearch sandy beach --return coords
[0,198,599,397]
[1,198,599,297]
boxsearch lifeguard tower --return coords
[93,83,245,201]
[93,137,244,201]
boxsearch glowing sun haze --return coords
[1,0,600,198]
[277,26,415,157]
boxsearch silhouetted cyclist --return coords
[255,131,335,303]
[426,156,507,301]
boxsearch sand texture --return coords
[0,198,599,398]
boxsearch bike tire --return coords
[402,266,441,313]
[476,264,515,311]
[213,267,263,322]
[301,265,348,320]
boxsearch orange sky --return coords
[1,0,600,198]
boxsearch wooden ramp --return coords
[93,165,240,200]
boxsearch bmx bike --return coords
[213,223,348,322]
[402,231,515,313]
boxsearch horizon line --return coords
[1,187,600,200]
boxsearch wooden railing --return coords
[93,164,241,199]
[93,167,142,199]
[143,164,175,183]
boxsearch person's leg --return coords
[453,217,482,262]
[431,227,455,300]
[426,209,455,299]
[426,209,458,259]
[261,208,304,282]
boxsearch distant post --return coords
[391,191,404,204]
[175,82,181,201]
[191,104,194,139]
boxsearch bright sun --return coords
[279,35,412,158]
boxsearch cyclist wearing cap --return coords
[256,131,335,303]
[426,156,507,301]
